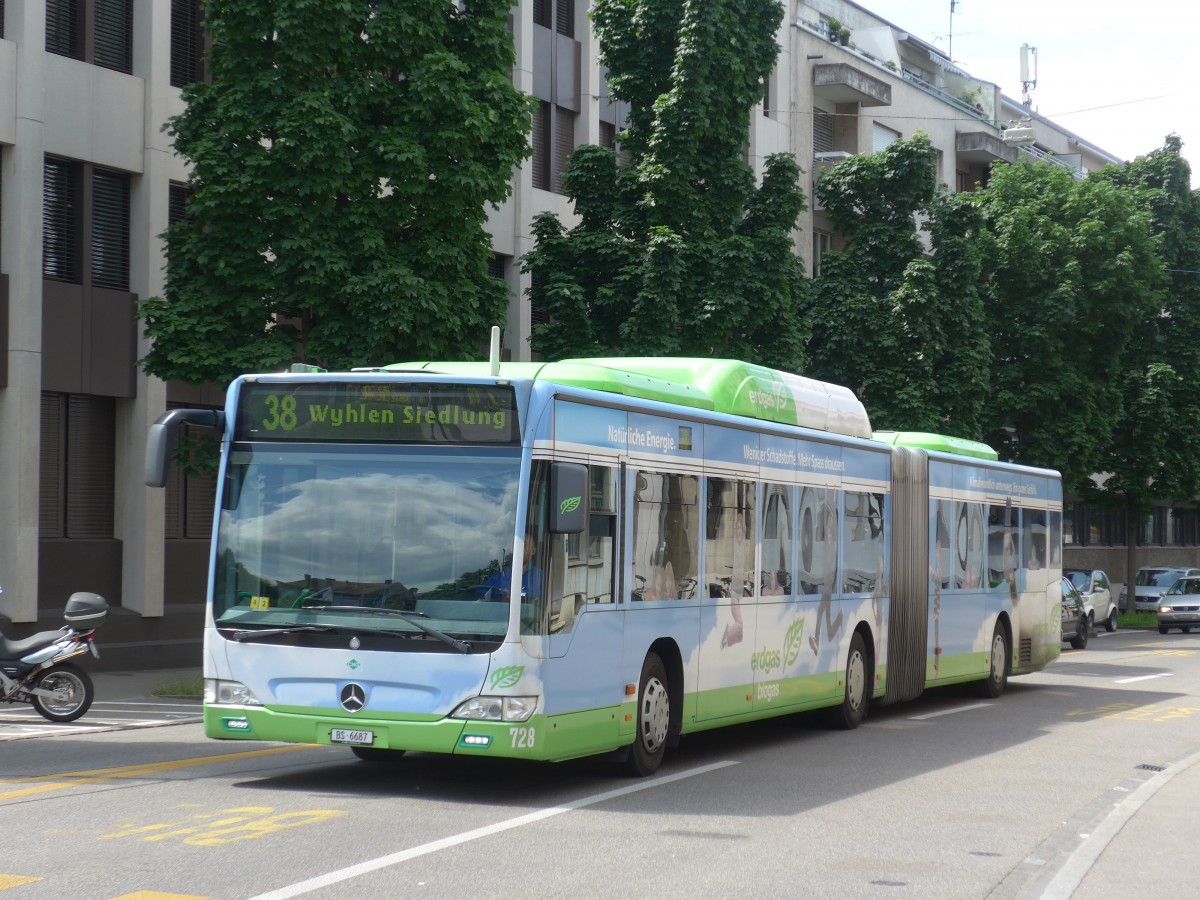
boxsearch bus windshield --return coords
[211,444,522,649]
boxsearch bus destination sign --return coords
[236,382,519,444]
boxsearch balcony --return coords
[812,63,891,107]
[956,131,1018,165]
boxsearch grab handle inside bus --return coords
[144,408,226,488]
[549,462,588,534]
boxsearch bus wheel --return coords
[830,633,868,730]
[977,625,1009,699]
[351,746,405,762]
[625,653,670,777]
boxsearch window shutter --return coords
[39,394,66,538]
[43,158,81,283]
[91,169,130,291]
[185,468,217,539]
[170,0,203,87]
[553,109,575,194]
[599,121,615,150]
[164,459,183,540]
[813,110,834,154]
[65,395,115,539]
[168,182,190,227]
[872,122,900,153]
[532,0,550,28]
[555,0,574,37]
[0,0,5,40]
[46,0,83,59]
[93,0,133,73]
[532,102,551,191]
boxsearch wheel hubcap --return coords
[846,650,865,711]
[991,634,1004,682]
[640,676,670,752]
[42,673,83,714]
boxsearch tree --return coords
[974,158,1163,490]
[523,0,809,372]
[803,134,990,435]
[140,0,533,385]
[1087,137,1200,592]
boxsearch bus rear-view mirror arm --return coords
[144,408,227,487]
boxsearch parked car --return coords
[1119,566,1200,613]
[1060,576,1088,649]
[1065,568,1118,633]
[1157,575,1200,634]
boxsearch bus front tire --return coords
[829,633,868,730]
[625,653,670,777]
[978,624,1009,698]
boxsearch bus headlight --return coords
[204,678,263,707]
[451,696,538,722]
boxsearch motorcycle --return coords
[0,585,108,722]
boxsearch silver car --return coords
[1065,568,1118,633]
[1060,577,1088,649]
[1120,566,1200,613]
[1158,576,1200,634]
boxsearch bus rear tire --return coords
[351,746,405,762]
[829,633,868,730]
[977,624,1009,699]
[625,653,670,777]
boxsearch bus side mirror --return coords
[144,408,226,487]
[549,463,588,534]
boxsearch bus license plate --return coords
[330,729,374,745]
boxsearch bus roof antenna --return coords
[489,326,501,376]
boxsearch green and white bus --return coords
[146,352,1063,775]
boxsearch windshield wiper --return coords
[296,605,472,653]
[229,624,337,642]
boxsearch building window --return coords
[91,168,130,291]
[813,110,834,154]
[553,108,576,193]
[812,230,832,277]
[532,102,552,191]
[43,157,131,292]
[46,0,133,74]
[164,406,217,541]
[872,122,900,153]
[43,158,82,283]
[170,0,206,87]
[599,120,616,149]
[39,392,116,539]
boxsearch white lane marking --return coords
[909,702,992,720]
[249,759,740,900]
[1115,673,1174,684]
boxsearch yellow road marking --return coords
[0,745,314,801]
[0,875,42,889]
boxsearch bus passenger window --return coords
[633,471,699,601]
[762,485,793,596]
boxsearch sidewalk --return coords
[91,666,203,702]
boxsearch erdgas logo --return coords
[750,618,806,675]
[747,381,790,412]
[489,665,525,690]
[751,647,781,674]
[559,495,581,515]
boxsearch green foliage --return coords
[803,135,989,435]
[140,0,534,385]
[1086,137,1200,516]
[525,0,809,372]
[974,157,1164,488]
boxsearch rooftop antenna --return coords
[1020,43,1037,107]
[948,0,958,60]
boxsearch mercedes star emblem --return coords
[349,636,361,650]
[339,682,366,713]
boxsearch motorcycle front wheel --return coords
[30,663,94,723]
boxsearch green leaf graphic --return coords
[490,665,525,690]
[560,495,581,515]
[782,618,806,667]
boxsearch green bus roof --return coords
[872,430,999,461]
[388,358,874,439]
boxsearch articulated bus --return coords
[146,353,1063,775]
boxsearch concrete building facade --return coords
[0,0,1149,665]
